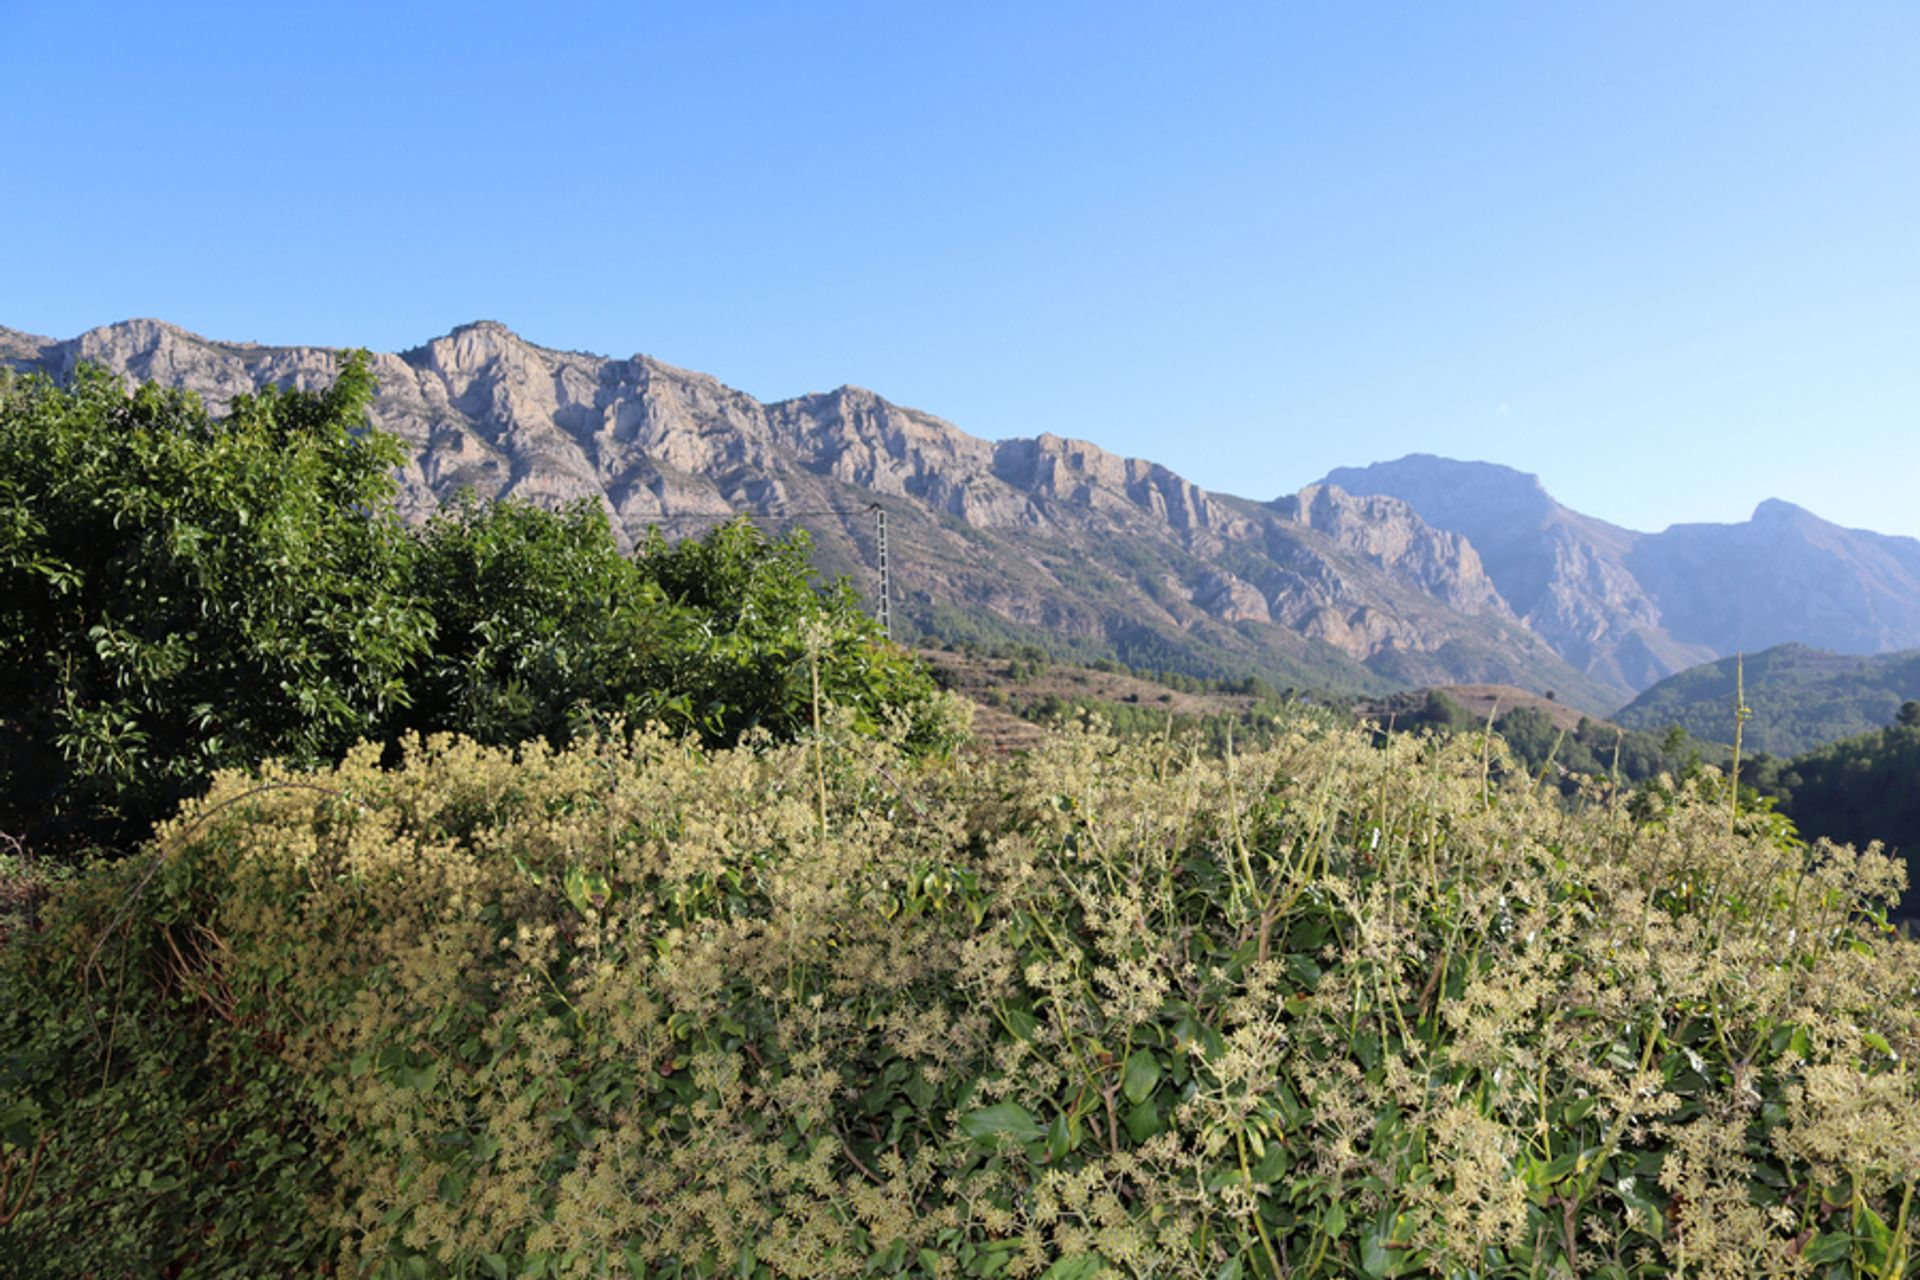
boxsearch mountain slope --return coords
[3,319,1616,709]
[1322,456,1714,693]
[1627,500,1920,658]
[1324,455,1920,699]
[1614,643,1920,756]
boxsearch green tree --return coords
[1,364,957,857]
[413,503,954,751]
[0,357,430,853]
[1772,723,1920,922]
[632,518,951,748]
[1419,689,1472,731]
[406,493,697,747]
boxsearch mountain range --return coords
[1325,456,1920,696]
[8,318,1919,713]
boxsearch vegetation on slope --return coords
[4,718,1916,1277]
[1614,644,1920,757]
[1756,722,1920,923]
[905,597,1394,706]
[920,646,1331,757]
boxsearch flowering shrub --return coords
[3,714,1916,1277]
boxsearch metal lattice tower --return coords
[870,503,891,640]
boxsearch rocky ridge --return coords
[1325,455,1920,696]
[22,319,1903,710]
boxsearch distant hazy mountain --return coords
[1324,456,1920,701]
[1613,643,1920,756]
[2,320,1613,708]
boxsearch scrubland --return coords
[4,709,1916,1278]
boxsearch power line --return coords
[629,509,874,521]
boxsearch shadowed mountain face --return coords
[3,319,1619,706]
[1626,501,1920,658]
[1324,455,1920,700]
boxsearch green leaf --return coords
[565,864,610,916]
[1038,1255,1105,1280]
[0,1100,40,1147]
[1045,1110,1082,1161]
[959,1103,1045,1147]
[1801,1232,1851,1265]
[1249,1142,1290,1183]
[1855,1201,1893,1269]
[1124,1097,1163,1144]
[1358,1215,1420,1279]
[1122,1050,1161,1105]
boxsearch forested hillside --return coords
[1759,722,1920,916]
[1615,643,1920,756]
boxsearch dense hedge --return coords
[3,716,1918,1277]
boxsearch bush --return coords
[0,364,956,858]
[0,358,428,854]
[411,499,957,756]
[4,718,1916,1277]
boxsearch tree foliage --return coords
[1765,723,1920,923]
[0,359,428,853]
[406,497,947,753]
[0,362,954,857]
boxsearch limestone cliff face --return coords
[0,319,1614,707]
[1322,455,1678,691]
[1323,455,1920,697]
[1275,485,1510,617]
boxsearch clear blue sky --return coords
[5,1,1917,535]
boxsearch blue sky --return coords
[5,2,1917,535]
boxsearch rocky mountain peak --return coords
[446,319,516,338]
[1321,454,1559,530]
[1277,484,1509,617]
[405,320,558,378]
[1319,454,1711,693]
[1751,497,1815,524]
